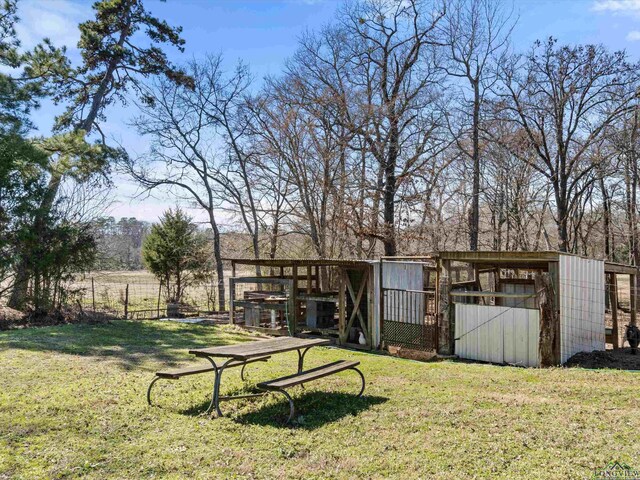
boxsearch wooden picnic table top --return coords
[189,336,330,361]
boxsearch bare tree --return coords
[126,56,255,309]
[494,39,639,252]
[442,0,514,250]
[289,0,447,256]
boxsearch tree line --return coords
[126,0,640,308]
[2,0,640,313]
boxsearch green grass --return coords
[0,321,638,479]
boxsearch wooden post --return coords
[291,265,299,335]
[630,271,637,327]
[609,273,619,350]
[338,268,346,345]
[123,284,129,319]
[473,264,481,304]
[229,278,236,325]
[306,266,312,294]
[438,259,453,355]
[91,277,96,311]
[379,260,385,349]
[535,272,559,367]
[286,278,295,335]
[157,282,162,318]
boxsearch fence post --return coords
[91,277,96,311]
[609,273,619,350]
[630,271,637,327]
[157,283,162,319]
[535,272,559,367]
[438,259,453,355]
[124,284,129,319]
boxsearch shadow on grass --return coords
[0,320,252,370]
[232,391,388,430]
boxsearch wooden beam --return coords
[605,262,638,275]
[450,291,536,299]
[535,272,560,366]
[438,250,559,263]
[229,277,235,325]
[344,268,370,342]
[291,265,299,335]
[233,301,287,311]
[286,277,295,336]
[438,259,453,355]
[338,269,346,343]
[609,273,619,350]
[630,273,637,327]
[232,276,293,286]
[379,261,385,349]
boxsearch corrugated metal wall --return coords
[559,254,605,363]
[455,304,540,367]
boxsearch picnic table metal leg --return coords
[240,357,269,381]
[274,389,296,424]
[204,357,234,417]
[350,367,366,397]
[146,376,161,406]
[296,347,314,390]
[296,347,312,373]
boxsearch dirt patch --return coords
[387,345,438,362]
[566,348,640,370]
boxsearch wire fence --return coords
[65,270,256,320]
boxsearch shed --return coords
[428,251,637,366]
[226,258,377,350]
[227,251,638,366]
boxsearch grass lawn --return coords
[0,321,638,479]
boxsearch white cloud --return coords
[592,0,640,15]
[14,0,91,50]
[627,30,640,40]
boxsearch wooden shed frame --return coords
[389,251,638,364]
[228,252,638,364]
[226,258,376,350]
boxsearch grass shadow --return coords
[233,391,388,430]
[0,320,253,370]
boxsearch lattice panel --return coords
[383,319,437,351]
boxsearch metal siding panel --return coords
[455,305,539,366]
[382,262,424,323]
[529,309,539,366]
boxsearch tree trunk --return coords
[383,124,399,256]
[469,80,481,251]
[600,177,611,259]
[208,211,226,312]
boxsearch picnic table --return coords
[148,336,365,423]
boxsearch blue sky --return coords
[14,0,640,224]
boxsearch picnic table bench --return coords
[148,337,366,423]
[257,360,364,423]
[146,356,270,406]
